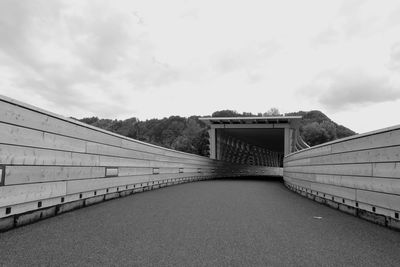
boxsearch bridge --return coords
[0,95,400,266]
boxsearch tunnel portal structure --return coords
[200,116,309,167]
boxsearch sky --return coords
[0,0,400,134]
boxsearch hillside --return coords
[286,110,356,146]
[77,110,355,156]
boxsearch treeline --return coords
[79,116,210,156]
[77,109,355,156]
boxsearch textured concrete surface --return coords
[0,179,400,266]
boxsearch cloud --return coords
[180,8,199,20]
[338,0,365,16]
[389,42,400,70]
[0,0,64,70]
[302,68,400,111]
[386,5,400,27]
[0,0,184,118]
[313,28,340,45]
[0,0,399,132]
[124,57,180,89]
[213,41,280,79]
[312,0,391,46]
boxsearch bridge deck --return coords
[1,179,399,266]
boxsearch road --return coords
[1,178,400,266]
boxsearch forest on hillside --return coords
[77,109,356,156]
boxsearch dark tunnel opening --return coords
[218,128,284,152]
[216,128,285,167]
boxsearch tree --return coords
[302,122,330,146]
[80,117,99,124]
[212,110,240,117]
[336,125,355,139]
[242,112,255,117]
[263,108,281,116]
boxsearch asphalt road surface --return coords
[1,178,400,266]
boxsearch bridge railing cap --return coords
[199,116,302,124]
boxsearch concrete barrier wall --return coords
[283,125,400,229]
[0,95,280,230]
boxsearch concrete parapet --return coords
[387,217,400,231]
[16,207,56,227]
[284,124,400,231]
[338,203,357,216]
[358,209,387,226]
[314,196,326,204]
[104,192,121,200]
[85,195,105,206]
[306,193,315,200]
[285,183,400,231]
[119,190,133,197]
[57,200,85,214]
[325,199,339,209]
[0,216,14,232]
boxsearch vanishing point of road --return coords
[1,179,399,266]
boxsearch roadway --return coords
[1,178,400,266]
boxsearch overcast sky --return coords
[0,0,399,133]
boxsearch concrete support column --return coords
[216,129,222,160]
[284,127,291,156]
[288,128,294,154]
[208,128,216,159]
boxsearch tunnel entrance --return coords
[216,128,285,166]
[219,128,284,152]
[200,116,303,167]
